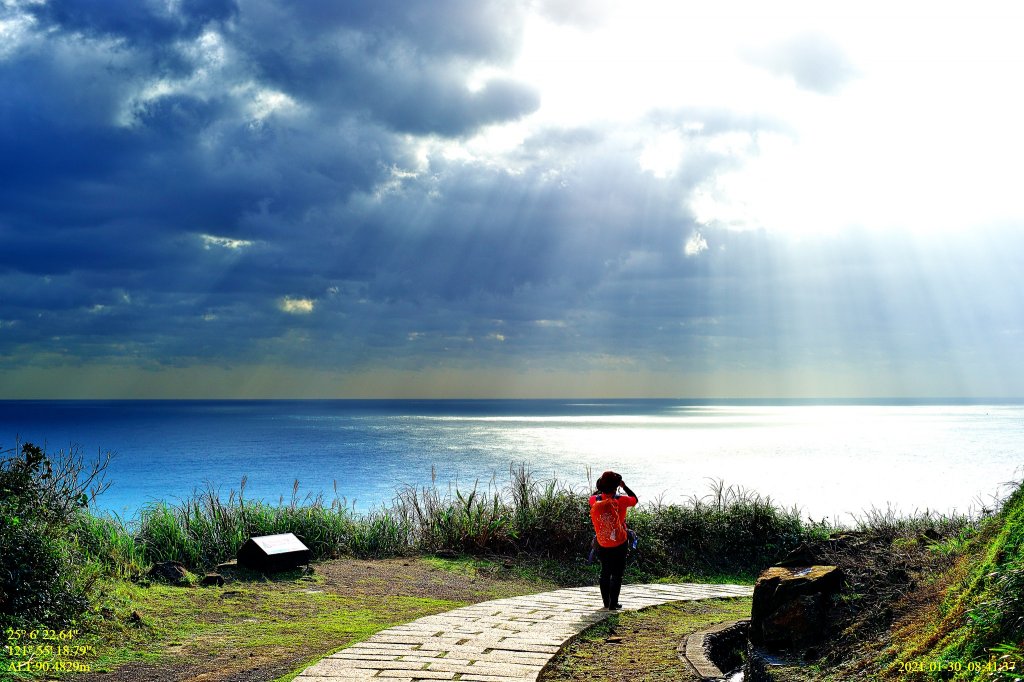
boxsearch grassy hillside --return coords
[5,440,1019,681]
[882,479,1024,680]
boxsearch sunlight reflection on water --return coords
[407,405,1023,522]
[3,401,1020,522]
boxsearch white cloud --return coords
[638,130,685,178]
[742,31,857,94]
[238,85,304,125]
[684,231,708,257]
[0,13,34,59]
[279,297,315,314]
[201,234,254,250]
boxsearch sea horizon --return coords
[3,398,1022,523]
[5,396,1024,403]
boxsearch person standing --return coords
[589,470,638,610]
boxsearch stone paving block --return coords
[488,640,562,652]
[374,670,454,679]
[464,662,539,677]
[330,652,401,660]
[297,659,381,678]
[421,660,536,676]
[372,635,435,644]
[476,651,552,663]
[413,644,489,656]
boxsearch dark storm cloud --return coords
[0,0,541,372]
[0,3,848,375]
[3,0,535,185]
[226,0,538,135]
[1,0,538,271]
[3,1,1022,395]
[27,0,237,47]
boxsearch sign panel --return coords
[237,533,311,571]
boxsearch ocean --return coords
[1,399,1021,522]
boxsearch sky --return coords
[1,0,1023,399]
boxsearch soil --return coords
[71,557,554,682]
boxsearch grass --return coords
[540,597,753,681]
[10,555,555,681]
[82,576,463,677]
[109,466,814,583]
[878,480,1024,680]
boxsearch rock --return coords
[749,565,843,650]
[148,561,189,585]
[201,573,225,587]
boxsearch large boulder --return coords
[749,565,843,650]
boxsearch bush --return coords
[627,482,809,576]
[0,442,112,630]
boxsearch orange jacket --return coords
[589,493,637,548]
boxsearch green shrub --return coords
[627,482,808,576]
[0,443,112,630]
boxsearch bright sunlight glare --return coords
[463,0,1024,236]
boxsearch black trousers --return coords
[597,541,627,608]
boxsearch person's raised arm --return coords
[620,481,637,502]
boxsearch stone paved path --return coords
[295,582,752,681]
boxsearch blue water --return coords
[1,399,1021,522]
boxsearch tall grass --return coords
[846,503,978,542]
[133,479,412,568]
[629,480,817,573]
[86,466,814,577]
[390,464,591,557]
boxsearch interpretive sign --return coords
[236,533,311,572]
